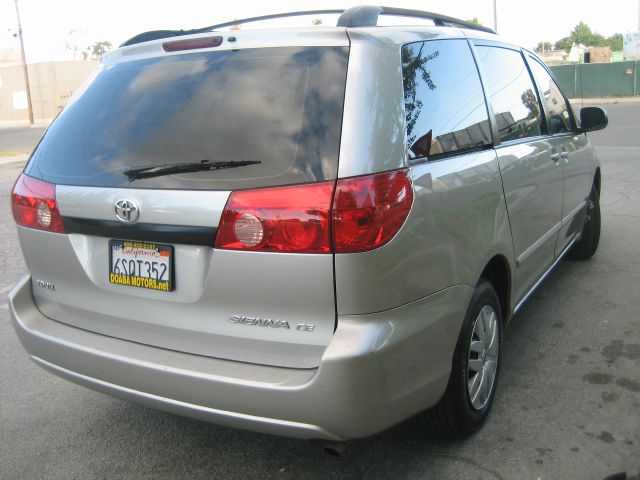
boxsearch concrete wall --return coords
[551,61,640,97]
[0,61,98,125]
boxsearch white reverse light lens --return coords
[36,201,52,227]
[234,213,264,247]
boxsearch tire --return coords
[423,279,503,438]
[567,183,601,260]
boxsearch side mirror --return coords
[579,106,608,132]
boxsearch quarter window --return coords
[528,57,573,134]
[401,40,491,160]
[476,46,543,142]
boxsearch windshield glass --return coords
[25,46,349,190]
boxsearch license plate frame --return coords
[108,239,174,292]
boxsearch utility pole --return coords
[493,0,498,32]
[14,0,34,125]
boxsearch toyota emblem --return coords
[114,199,140,224]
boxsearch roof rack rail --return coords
[337,6,496,34]
[121,5,495,47]
[121,9,345,47]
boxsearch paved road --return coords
[0,126,46,156]
[1,105,639,479]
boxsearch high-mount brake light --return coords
[162,36,223,52]
[11,174,66,233]
[216,168,413,254]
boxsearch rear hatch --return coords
[18,31,349,368]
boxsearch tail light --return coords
[333,169,413,253]
[215,181,334,253]
[11,174,66,233]
[216,169,413,254]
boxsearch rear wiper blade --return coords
[122,160,261,180]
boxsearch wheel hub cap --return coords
[467,305,499,410]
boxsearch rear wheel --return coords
[568,183,600,260]
[423,280,502,437]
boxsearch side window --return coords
[528,58,573,134]
[476,46,542,142]
[402,40,491,160]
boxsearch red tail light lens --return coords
[215,182,334,253]
[216,169,413,254]
[333,169,413,253]
[11,174,66,233]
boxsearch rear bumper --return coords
[9,275,471,440]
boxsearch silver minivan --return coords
[9,6,607,440]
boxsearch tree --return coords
[84,41,112,60]
[466,17,482,25]
[311,18,323,25]
[554,21,605,51]
[554,36,573,52]
[605,33,623,51]
[64,29,89,61]
[535,41,553,53]
[572,21,605,46]
[521,89,540,120]
[401,44,439,149]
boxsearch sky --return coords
[1,0,638,63]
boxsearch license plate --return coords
[109,240,173,291]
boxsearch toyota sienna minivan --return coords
[9,5,607,440]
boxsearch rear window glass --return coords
[25,47,349,190]
[401,39,491,161]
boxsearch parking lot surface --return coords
[1,105,639,479]
[0,126,45,158]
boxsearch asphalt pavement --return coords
[1,104,639,479]
[0,126,45,159]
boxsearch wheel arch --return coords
[594,167,601,194]
[478,254,512,326]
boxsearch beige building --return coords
[0,60,98,125]
[0,47,22,67]
[585,46,612,63]
[540,49,569,64]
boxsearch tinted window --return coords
[26,47,348,190]
[402,40,491,160]
[528,57,573,134]
[476,46,542,142]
